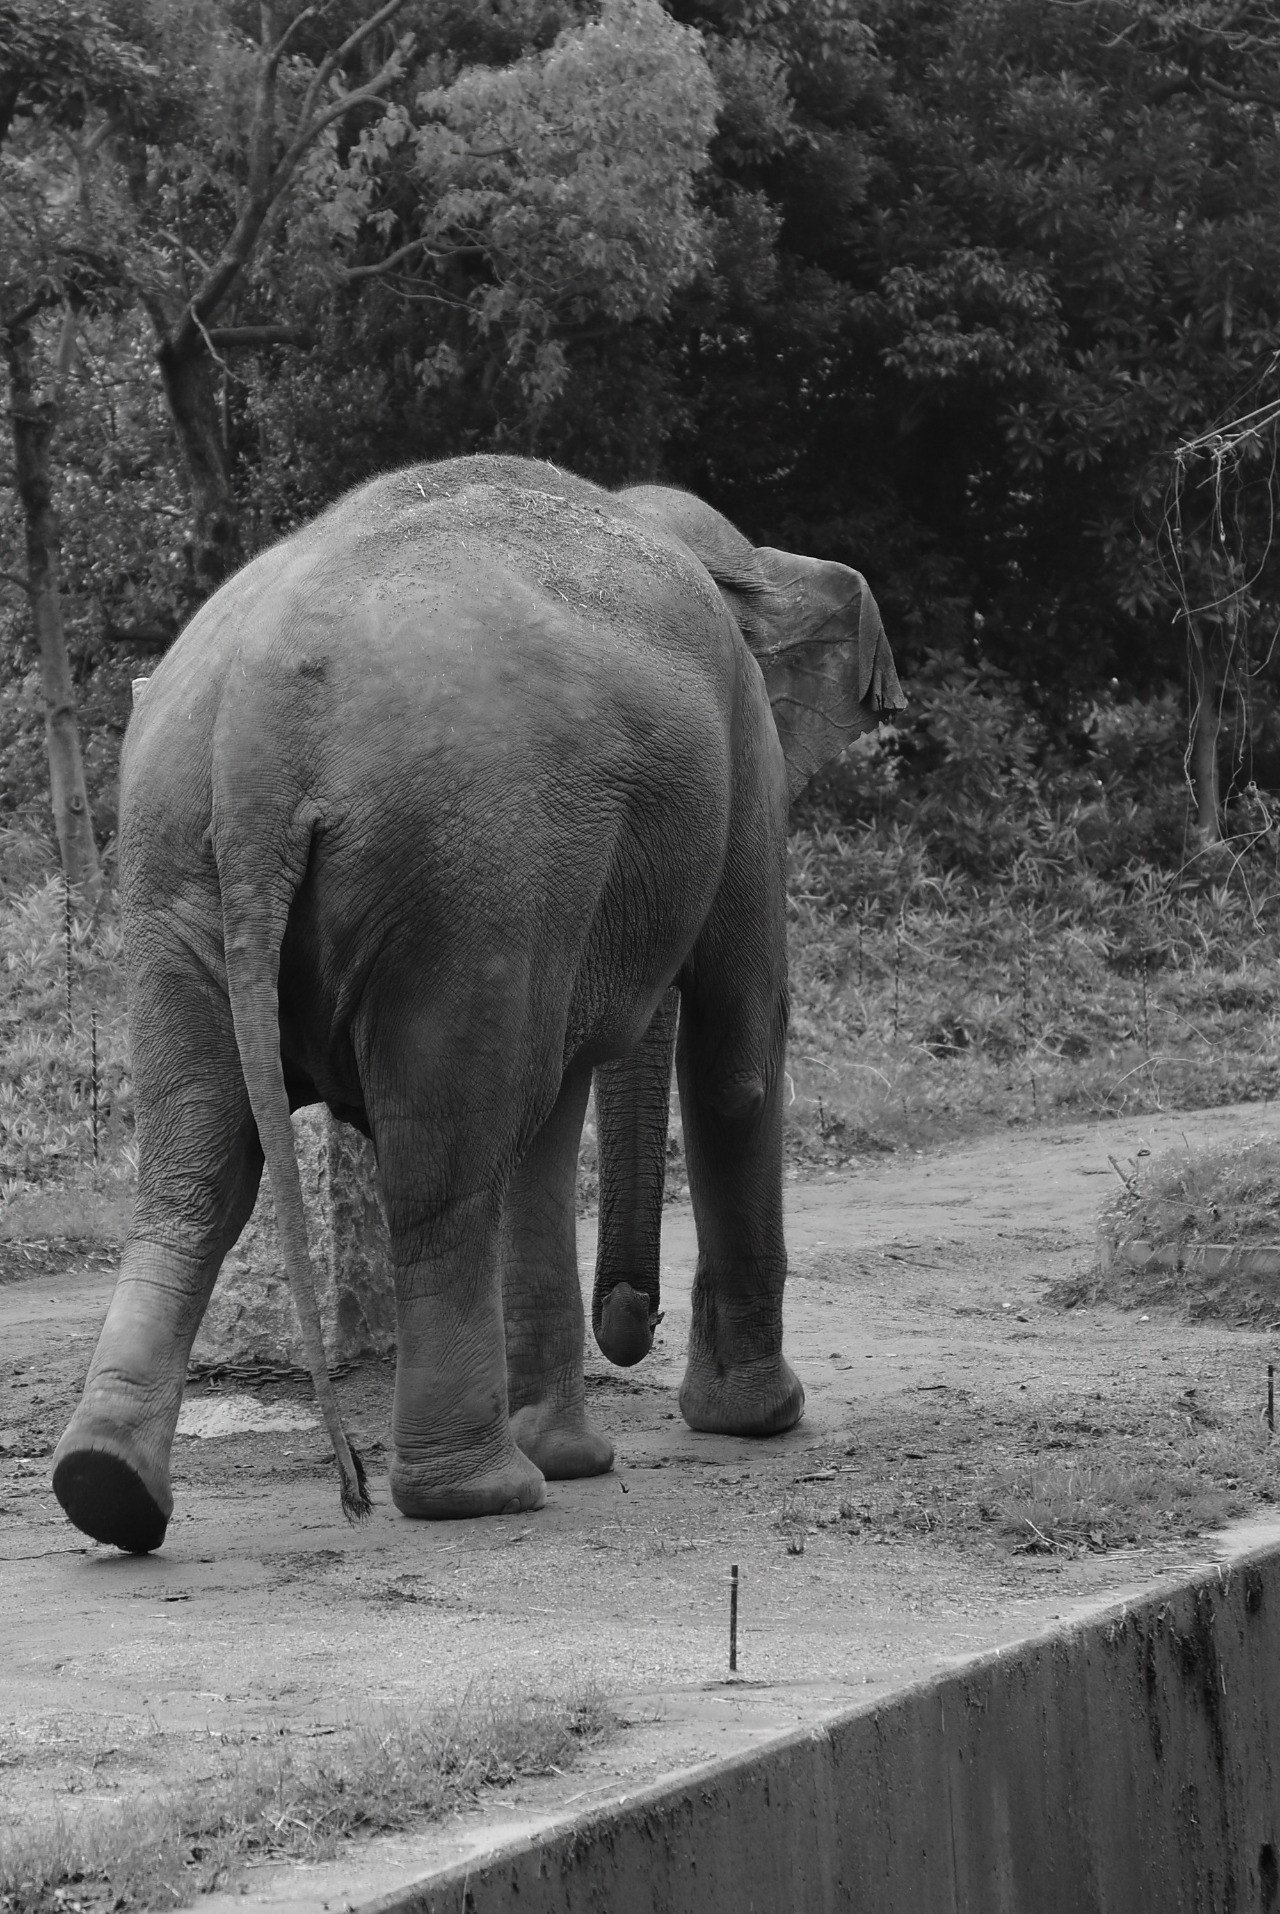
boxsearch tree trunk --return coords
[3,312,100,894]
[135,5,412,606]
[1188,626,1222,846]
[156,333,243,601]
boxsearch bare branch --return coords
[243,8,289,218]
[171,8,412,348]
[53,306,79,402]
[96,603,176,651]
[1147,72,1198,104]
[263,4,320,83]
[337,235,435,282]
[156,231,213,279]
[297,0,409,132]
[0,288,59,331]
[271,38,413,198]
[188,304,234,377]
[205,322,316,348]
[1197,70,1280,106]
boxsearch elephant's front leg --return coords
[676,933,804,1438]
[502,1065,615,1479]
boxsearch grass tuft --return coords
[1096,1133,1280,1259]
[992,1452,1236,1555]
[0,1687,615,1914]
[1048,1134,1280,1324]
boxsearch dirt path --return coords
[4,1102,1279,1907]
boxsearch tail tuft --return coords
[339,1443,372,1523]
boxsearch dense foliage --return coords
[4,0,1280,848]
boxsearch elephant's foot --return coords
[390,1440,546,1519]
[51,1248,216,1552]
[52,1420,172,1554]
[509,1400,615,1480]
[679,1350,804,1437]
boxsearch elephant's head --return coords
[616,484,905,796]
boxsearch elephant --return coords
[588,481,903,1380]
[51,454,904,1553]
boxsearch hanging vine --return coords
[1160,351,1280,846]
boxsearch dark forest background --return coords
[6,0,1280,876]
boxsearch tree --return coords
[0,0,154,887]
[313,0,718,447]
[642,0,1280,829]
[102,0,414,599]
[2,308,100,889]
[12,0,1280,866]
[851,2,1280,687]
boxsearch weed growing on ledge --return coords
[0,1686,615,1914]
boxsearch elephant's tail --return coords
[210,772,370,1523]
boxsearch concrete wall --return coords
[364,1542,1280,1914]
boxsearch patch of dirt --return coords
[3,1100,1280,1902]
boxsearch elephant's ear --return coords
[730,548,906,800]
[615,483,906,798]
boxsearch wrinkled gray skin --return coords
[590,483,904,1383]
[52,455,904,1552]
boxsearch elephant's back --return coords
[120,455,748,1000]
[297,456,735,683]
[140,455,735,701]
[178,456,742,817]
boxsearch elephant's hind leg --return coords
[53,948,264,1552]
[366,997,548,1520]
[52,1238,250,1553]
[383,1180,549,1517]
[503,1065,614,1480]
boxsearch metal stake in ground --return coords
[729,1562,739,1673]
[1269,1364,1274,1438]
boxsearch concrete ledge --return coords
[1122,1239,1280,1279]
[362,1536,1280,1914]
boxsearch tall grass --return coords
[785,708,1280,1159]
[5,716,1280,1228]
[0,828,130,1207]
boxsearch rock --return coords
[177,1396,320,1437]
[191,1109,396,1371]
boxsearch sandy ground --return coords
[3,1101,1280,1907]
